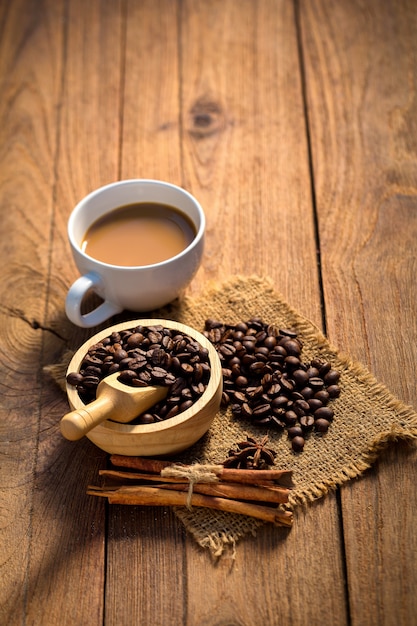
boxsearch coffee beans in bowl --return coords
[64,319,222,456]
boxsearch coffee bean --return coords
[249,361,266,375]
[307,398,323,412]
[327,384,341,398]
[232,391,247,404]
[130,378,148,387]
[129,356,147,370]
[221,391,230,406]
[181,388,193,400]
[264,336,277,350]
[292,369,310,387]
[283,339,302,356]
[193,363,204,383]
[314,406,334,421]
[284,356,301,369]
[113,348,128,362]
[242,354,257,366]
[287,425,303,439]
[118,370,139,384]
[318,361,331,376]
[253,416,272,426]
[324,369,340,385]
[308,377,325,389]
[166,405,180,419]
[300,386,314,400]
[192,382,205,396]
[83,375,100,388]
[280,377,294,392]
[138,370,152,384]
[180,400,194,412]
[151,366,168,380]
[291,436,305,452]
[180,362,194,375]
[84,365,102,376]
[271,416,286,429]
[300,414,315,430]
[294,399,310,416]
[231,363,241,377]
[306,366,320,378]
[219,344,236,358]
[252,403,271,418]
[242,338,256,352]
[138,413,155,424]
[66,372,84,386]
[241,403,253,418]
[314,389,330,403]
[315,418,330,432]
[284,410,298,426]
[271,395,288,409]
[279,328,298,338]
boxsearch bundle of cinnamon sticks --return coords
[87,455,294,527]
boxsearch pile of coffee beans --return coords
[66,325,211,424]
[204,317,341,452]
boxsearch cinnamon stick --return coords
[214,467,293,488]
[87,485,293,527]
[99,469,189,484]
[155,481,290,504]
[109,455,293,487]
[110,455,173,473]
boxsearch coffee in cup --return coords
[81,202,196,267]
[65,179,205,328]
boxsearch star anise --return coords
[222,435,277,469]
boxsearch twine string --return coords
[161,464,222,509]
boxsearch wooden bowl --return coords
[65,319,223,456]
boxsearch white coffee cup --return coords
[65,179,205,328]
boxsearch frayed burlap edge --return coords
[46,275,417,558]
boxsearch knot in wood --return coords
[187,98,225,139]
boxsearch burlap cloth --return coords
[48,276,417,557]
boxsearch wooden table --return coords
[1,1,416,624]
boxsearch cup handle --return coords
[65,272,123,328]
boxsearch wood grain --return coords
[179,0,324,319]
[19,1,123,624]
[106,2,188,624]
[299,1,417,624]
[179,2,346,625]
[121,0,182,184]
[0,1,65,623]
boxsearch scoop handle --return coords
[60,396,115,441]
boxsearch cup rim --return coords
[67,179,205,270]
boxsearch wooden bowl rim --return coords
[66,318,222,434]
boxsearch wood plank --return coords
[298,1,417,624]
[20,1,123,624]
[121,0,182,185]
[179,2,347,624]
[0,1,65,623]
[179,0,324,317]
[104,2,188,625]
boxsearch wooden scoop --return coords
[60,372,168,441]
